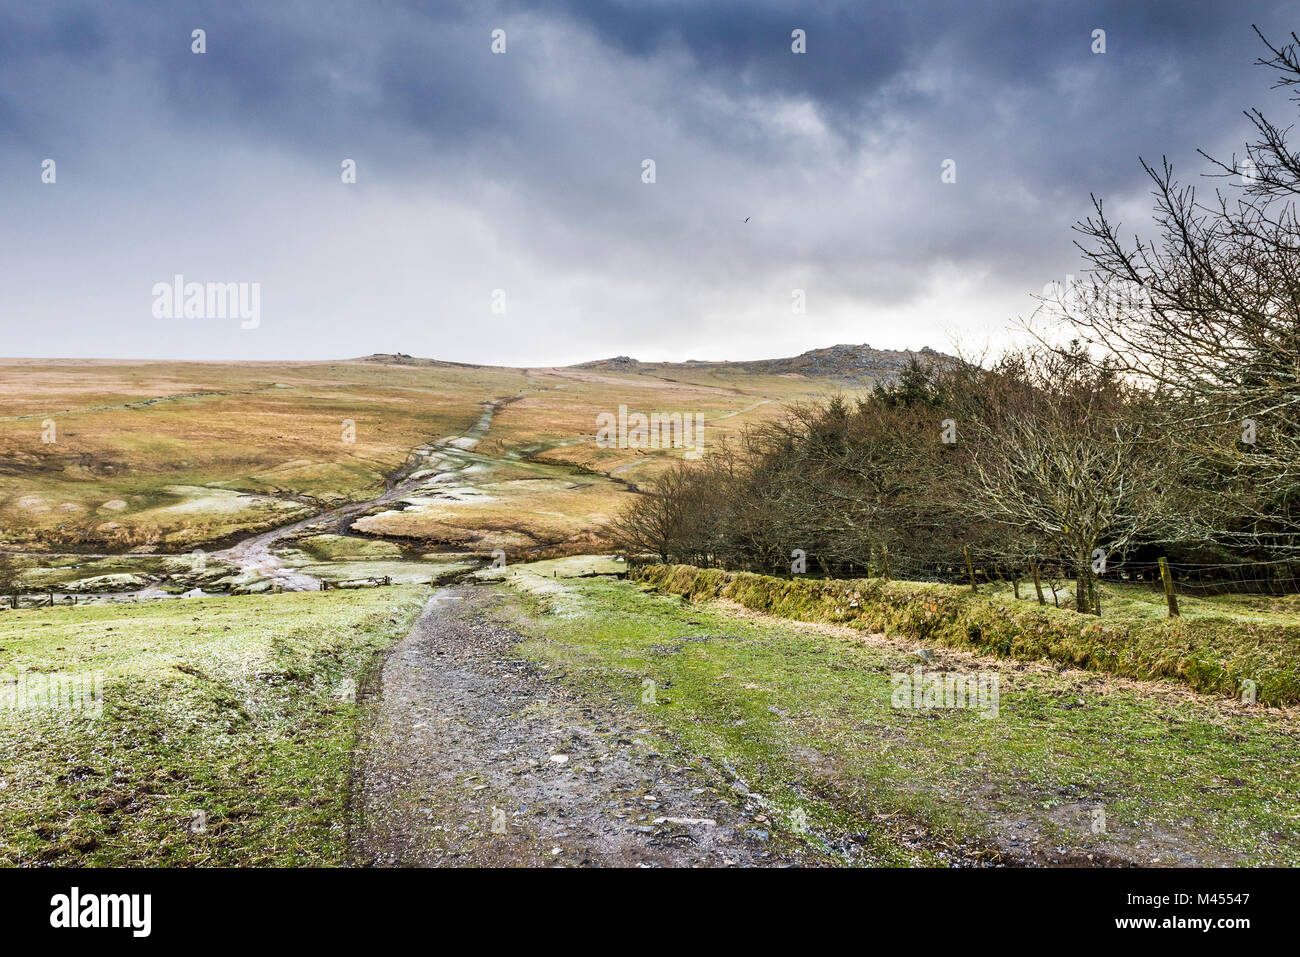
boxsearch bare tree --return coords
[1051,27,1300,555]
[955,346,1174,613]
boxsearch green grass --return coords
[3,553,1297,868]
[493,562,1300,865]
[633,565,1300,706]
[0,586,426,865]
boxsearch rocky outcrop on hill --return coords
[359,344,952,382]
[573,344,950,381]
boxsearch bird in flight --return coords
[743,217,750,223]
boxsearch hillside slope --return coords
[0,347,886,554]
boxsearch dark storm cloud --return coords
[1,0,1297,363]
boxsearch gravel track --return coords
[349,586,813,867]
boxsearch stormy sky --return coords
[1,0,1295,365]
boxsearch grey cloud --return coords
[0,0,1296,363]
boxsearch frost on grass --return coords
[0,586,426,865]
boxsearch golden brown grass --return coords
[0,356,862,553]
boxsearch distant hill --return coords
[357,353,482,369]
[357,344,952,383]
[571,344,951,381]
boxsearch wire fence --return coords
[925,554,1300,597]
[1110,560,1300,596]
[661,547,1300,613]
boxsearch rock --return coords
[653,816,716,826]
[66,573,148,594]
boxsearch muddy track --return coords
[348,586,817,867]
[3,392,557,601]
[213,398,513,590]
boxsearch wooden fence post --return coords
[1158,557,1179,617]
[963,546,978,593]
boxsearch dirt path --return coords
[349,586,816,867]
